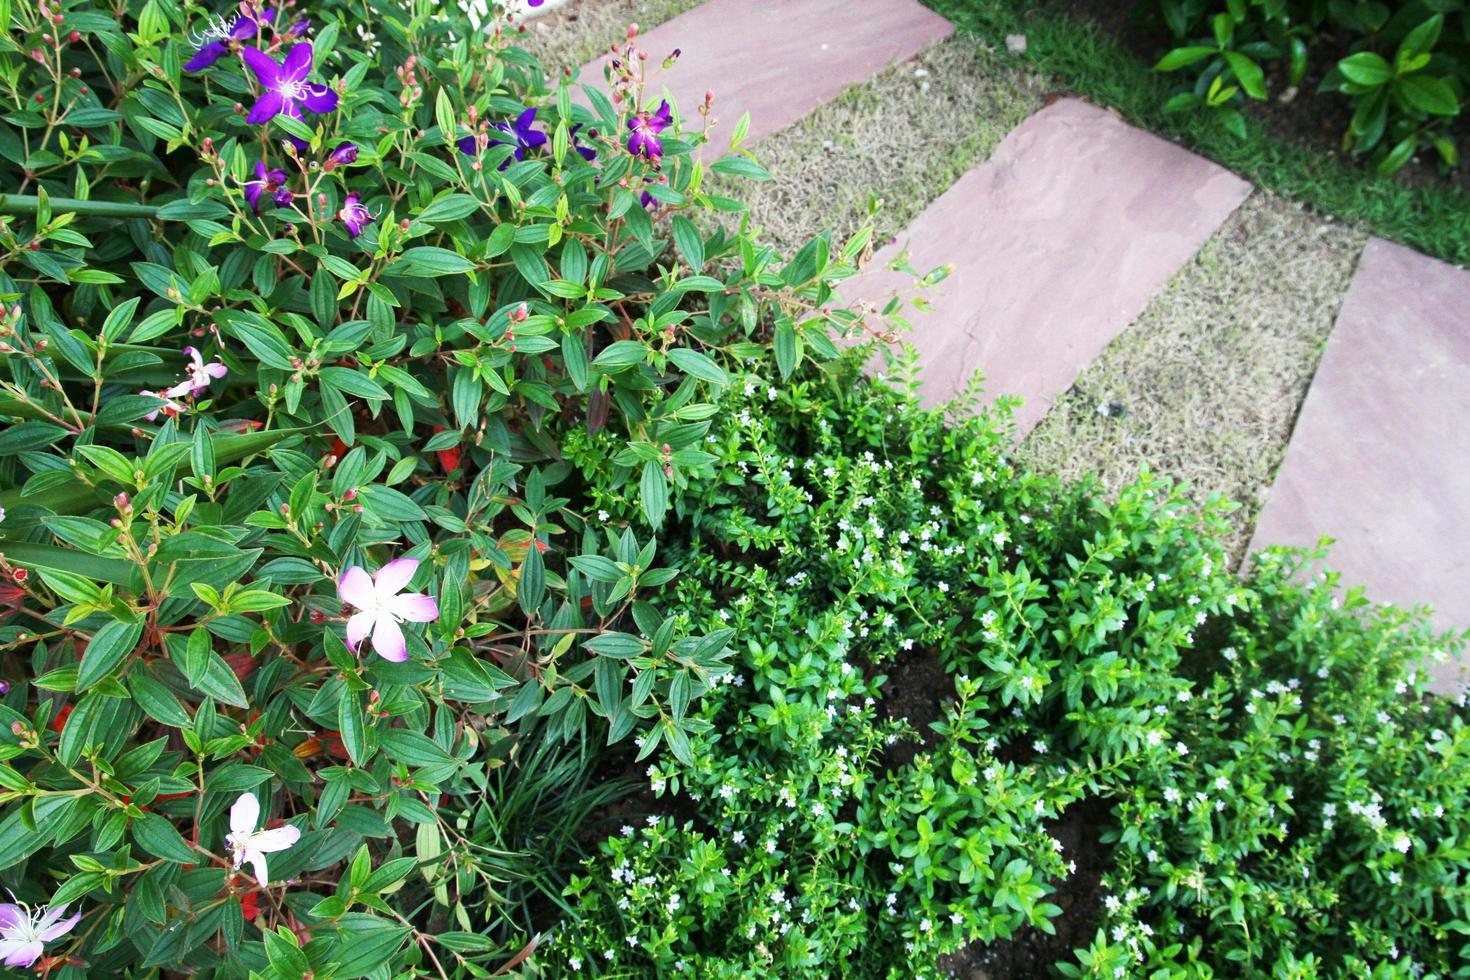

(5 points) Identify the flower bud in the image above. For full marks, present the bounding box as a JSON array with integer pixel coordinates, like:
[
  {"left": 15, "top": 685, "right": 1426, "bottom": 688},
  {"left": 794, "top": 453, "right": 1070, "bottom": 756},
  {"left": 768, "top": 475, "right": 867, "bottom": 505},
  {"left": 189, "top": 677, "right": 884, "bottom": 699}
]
[{"left": 68, "top": 30, "right": 79, "bottom": 42}]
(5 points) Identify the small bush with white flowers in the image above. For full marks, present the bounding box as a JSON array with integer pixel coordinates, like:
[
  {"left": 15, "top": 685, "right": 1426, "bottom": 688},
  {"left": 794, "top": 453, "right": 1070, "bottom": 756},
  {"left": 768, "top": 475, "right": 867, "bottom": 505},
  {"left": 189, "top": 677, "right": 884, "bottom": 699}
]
[{"left": 545, "top": 352, "right": 1469, "bottom": 978}]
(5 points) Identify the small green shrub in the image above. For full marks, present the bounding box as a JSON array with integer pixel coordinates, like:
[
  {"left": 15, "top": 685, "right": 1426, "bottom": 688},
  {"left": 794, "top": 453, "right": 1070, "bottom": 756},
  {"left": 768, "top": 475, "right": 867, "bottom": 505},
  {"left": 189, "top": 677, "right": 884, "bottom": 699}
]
[
  {"left": 547, "top": 350, "right": 1468, "bottom": 978},
  {"left": 1150, "top": 0, "right": 1466, "bottom": 173}
]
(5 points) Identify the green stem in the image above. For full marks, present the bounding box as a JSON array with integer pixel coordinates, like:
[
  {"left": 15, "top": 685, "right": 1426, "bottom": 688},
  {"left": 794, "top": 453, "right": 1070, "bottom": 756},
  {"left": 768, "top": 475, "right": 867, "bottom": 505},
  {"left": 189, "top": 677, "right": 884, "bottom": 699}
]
[{"left": 0, "top": 194, "right": 160, "bottom": 219}]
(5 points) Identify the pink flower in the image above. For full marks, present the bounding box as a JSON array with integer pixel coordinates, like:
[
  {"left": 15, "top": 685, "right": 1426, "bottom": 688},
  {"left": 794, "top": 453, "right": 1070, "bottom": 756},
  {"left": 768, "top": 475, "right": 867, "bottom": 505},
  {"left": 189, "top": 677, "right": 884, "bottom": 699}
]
[
  {"left": 337, "top": 557, "right": 439, "bottom": 662},
  {"left": 0, "top": 900, "right": 79, "bottom": 968},
  {"left": 180, "top": 346, "right": 228, "bottom": 395},
  {"left": 140, "top": 388, "right": 186, "bottom": 421}
]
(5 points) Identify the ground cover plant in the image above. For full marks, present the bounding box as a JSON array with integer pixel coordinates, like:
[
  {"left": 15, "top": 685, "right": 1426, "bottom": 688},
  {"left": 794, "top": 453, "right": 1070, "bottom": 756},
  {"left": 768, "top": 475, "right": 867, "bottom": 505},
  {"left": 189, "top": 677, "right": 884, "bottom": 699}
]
[
  {"left": 0, "top": 0, "right": 876, "bottom": 972},
  {"left": 543, "top": 349, "right": 1470, "bottom": 977}
]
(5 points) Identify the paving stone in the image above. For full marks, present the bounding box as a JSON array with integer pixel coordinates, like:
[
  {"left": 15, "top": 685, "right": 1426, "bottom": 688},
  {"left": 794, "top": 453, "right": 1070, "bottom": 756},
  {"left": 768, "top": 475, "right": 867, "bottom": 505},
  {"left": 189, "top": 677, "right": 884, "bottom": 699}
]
[
  {"left": 839, "top": 97, "right": 1250, "bottom": 435},
  {"left": 1248, "top": 237, "right": 1470, "bottom": 694},
  {"left": 576, "top": 0, "right": 953, "bottom": 145}
]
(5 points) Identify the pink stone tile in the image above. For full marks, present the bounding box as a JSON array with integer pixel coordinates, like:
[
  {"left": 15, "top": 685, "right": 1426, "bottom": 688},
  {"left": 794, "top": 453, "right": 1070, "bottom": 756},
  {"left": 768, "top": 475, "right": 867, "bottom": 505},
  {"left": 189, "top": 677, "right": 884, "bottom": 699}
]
[
  {"left": 1247, "top": 238, "right": 1470, "bottom": 693},
  {"left": 576, "top": 0, "right": 953, "bottom": 145},
  {"left": 839, "top": 97, "right": 1250, "bottom": 434}
]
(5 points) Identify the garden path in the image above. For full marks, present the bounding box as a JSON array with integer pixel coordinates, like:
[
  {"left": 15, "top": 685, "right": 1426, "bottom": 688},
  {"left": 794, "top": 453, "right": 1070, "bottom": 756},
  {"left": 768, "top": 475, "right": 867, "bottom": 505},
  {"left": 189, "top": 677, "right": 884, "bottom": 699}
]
[
  {"left": 838, "top": 97, "right": 1250, "bottom": 434},
  {"left": 575, "top": 0, "right": 953, "bottom": 147},
  {"left": 1246, "top": 239, "right": 1470, "bottom": 694}
]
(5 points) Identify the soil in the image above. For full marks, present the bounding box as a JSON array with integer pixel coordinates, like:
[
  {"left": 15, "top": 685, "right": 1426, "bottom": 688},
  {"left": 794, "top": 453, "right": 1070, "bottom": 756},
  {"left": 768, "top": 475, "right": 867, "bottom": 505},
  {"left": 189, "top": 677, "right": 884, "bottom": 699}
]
[
  {"left": 870, "top": 646, "right": 954, "bottom": 770},
  {"left": 937, "top": 796, "right": 1112, "bottom": 979},
  {"left": 1052, "top": 0, "right": 1470, "bottom": 189}
]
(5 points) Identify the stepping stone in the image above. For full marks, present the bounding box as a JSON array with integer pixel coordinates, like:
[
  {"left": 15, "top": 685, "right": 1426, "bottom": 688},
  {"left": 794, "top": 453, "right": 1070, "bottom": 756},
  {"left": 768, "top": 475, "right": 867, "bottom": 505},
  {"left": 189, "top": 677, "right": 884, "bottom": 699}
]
[
  {"left": 1247, "top": 237, "right": 1470, "bottom": 694},
  {"left": 840, "top": 97, "right": 1250, "bottom": 435},
  {"left": 576, "top": 0, "right": 953, "bottom": 145}
]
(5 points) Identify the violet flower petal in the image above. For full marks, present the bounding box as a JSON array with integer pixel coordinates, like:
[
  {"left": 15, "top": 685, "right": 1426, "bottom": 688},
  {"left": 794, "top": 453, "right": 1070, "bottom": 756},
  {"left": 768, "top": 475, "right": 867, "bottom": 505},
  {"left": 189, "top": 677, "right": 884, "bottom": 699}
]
[
  {"left": 300, "top": 82, "right": 337, "bottom": 113},
  {"left": 184, "top": 42, "right": 227, "bottom": 72}
]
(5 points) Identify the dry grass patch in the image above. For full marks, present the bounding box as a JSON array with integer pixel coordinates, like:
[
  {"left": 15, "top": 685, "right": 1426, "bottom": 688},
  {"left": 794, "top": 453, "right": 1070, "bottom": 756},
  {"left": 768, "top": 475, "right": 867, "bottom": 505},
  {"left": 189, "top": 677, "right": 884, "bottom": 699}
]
[
  {"left": 515, "top": 0, "right": 703, "bottom": 72},
  {"left": 729, "top": 37, "right": 1046, "bottom": 257},
  {"left": 1018, "top": 192, "right": 1366, "bottom": 560}
]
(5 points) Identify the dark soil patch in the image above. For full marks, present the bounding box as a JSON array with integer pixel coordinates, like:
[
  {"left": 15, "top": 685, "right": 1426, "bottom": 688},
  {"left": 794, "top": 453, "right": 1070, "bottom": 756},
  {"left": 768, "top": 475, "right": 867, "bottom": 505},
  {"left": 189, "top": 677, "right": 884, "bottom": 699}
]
[
  {"left": 1051, "top": 0, "right": 1469, "bottom": 189},
  {"left": 937, "top": 795, "right": 1113, "bottom": 978},
  {"left": 870, "top": 646, "right": 954, "bottom": 770}
]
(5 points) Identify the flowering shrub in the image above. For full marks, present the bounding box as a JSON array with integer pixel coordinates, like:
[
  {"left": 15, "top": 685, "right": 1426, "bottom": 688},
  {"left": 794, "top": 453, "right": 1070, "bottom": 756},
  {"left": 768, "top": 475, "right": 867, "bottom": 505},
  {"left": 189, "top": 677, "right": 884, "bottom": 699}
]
[
  {"left": 545, "top": 352, "right": 1468, "bottom": 977},
  {"left": 0, "top": 0, "right": 884, "bottom": 972}
]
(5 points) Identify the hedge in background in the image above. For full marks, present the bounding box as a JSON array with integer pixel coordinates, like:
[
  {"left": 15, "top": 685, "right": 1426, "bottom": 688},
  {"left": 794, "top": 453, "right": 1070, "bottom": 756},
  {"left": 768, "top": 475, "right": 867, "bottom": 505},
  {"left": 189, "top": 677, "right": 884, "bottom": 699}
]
[{"left": 1152, "top": 0, "right": 1467, "bottom": 174}]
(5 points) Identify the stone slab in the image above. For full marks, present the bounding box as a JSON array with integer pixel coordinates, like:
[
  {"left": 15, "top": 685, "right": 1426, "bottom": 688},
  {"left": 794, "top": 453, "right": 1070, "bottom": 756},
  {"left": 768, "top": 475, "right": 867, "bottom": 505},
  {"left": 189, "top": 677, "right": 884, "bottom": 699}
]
[
  {"left": 840, "top": 97, "right": 1251, "bottom": 435},
  {"left": 576, "top": 0, "right": 954, "bottom": 145},
  {"left": 1248, "top": 237, "right": 1470, "bottom": 694}
]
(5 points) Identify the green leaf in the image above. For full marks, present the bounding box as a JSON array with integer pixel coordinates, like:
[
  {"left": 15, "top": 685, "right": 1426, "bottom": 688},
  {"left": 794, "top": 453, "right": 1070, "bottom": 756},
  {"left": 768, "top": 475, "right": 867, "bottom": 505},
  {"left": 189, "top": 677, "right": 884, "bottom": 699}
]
[
  {"left": 1338, "top": 52, "right": 1394, "bottom": 87},
  {"left": 339, "top": 692, "right": 370, "bottom": 766},
  {"left": 667, "top": 347, "right": 728, "bottom": 386},
  {"left": 640, "top": 460, "right": 667, "bottom": 530},
  {"left": 774, "top": 319, "right": 799, "bottom": 380},
  {"left": 132, "top": 811, "right": 199, "bottom": 863},
  {"left": 585, "top": 632, "right": 646, "bottom": 659},
  {"left": 709, "top": 155, "right": 770, "bottom": 181},
  {"left": 1397, "top": 74, "right": 1460, "bottom": 116},
  {"left": 671, "top": 216, "right": 704, "bottom": 270},
  {"left": 78, "top": 619, "right": 144, "bottom": 690},
  {"left": 129, "top": 673, "right": 192, "bottom": 728},
  {"left": 378, "top": 730, "right": 457, "bottom": 769},
  {"left": 1155, "top": 46, "right": 1219, "bottom": 72},
  {"left": 384, "top": 246, "right": 475, "bottom": 277},
  {"left": 1222, "top": 52, "right": 1266, "bottom": 99},
  {"left": 418, "top": 193, "right": 480, "bottom": 223},
  {"left": 519, "top": 541, "right": 545, "bottom": 616}
]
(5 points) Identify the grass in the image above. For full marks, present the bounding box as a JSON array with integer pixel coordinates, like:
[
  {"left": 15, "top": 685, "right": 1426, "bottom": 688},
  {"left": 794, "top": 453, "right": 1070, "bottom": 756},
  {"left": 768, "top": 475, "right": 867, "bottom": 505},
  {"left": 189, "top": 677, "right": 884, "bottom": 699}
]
[
  {"left": 514, "top": 0, "right": 704, "bottom": 71},
  {"left": 923, "top": 0, "right": 1470, "bottom": 268},
  {"left": 725, "top": 37, "right": 1044, "bottom": 257}
]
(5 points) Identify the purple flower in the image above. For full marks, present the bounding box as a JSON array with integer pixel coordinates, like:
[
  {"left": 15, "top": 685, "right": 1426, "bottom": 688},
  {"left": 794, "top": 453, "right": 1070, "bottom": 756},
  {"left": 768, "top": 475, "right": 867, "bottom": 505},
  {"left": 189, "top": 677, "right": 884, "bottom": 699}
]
[
  {"left": 242, "top": 42, "right": 338, "bottom": 126},
  {"left": 570, "top": 124, "right": 597, "bottom": 162},
  {"left": 324, "top": 141, "right": 357, "bottom": 171},
  {"left": 185, "top": 3, "right": 275, "bottom": 72},
  {"left": 338, "top": 193, "right": 371, "bottom": 237},
  {"left": 627, "top": 99, "right": 671, "bottom": 162},
  {"left": 459, "top": 107, "right": 546, "bottom": 170},
  {"left": 286, "top": 18, "right": 310, "bottom": 38},
  {"left": 272, "top": 186, "right": 293, "bottom": 207},
  {"left": 243, "top": 161, "right": 287, "bottom": 211}
]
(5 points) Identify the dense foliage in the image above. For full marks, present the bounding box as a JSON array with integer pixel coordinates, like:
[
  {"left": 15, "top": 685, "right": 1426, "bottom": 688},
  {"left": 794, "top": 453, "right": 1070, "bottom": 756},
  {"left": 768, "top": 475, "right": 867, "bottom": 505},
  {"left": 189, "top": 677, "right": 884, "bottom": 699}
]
[
  {"left": 546, "top": 353, "right": 1470, "bottom": 978},
  {"left": 0, "top": 0, "right": 873, "bottom": 973},
  {"left": 1149, "top": 0, "right": 1467, "bottom": 173},
  {"left": 2, "top": 0, "right": 1467, "bottom": 975}
]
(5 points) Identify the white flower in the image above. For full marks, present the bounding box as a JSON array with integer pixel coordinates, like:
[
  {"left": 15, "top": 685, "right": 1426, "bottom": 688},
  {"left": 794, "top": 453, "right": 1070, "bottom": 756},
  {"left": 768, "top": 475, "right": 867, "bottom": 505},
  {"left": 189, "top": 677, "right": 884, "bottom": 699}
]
[
  {"left": 226, "top": 792, "right": 300, "bottom": 888},
  {"left": 0, "top": 900, "right": 80, "bottom": 969}
]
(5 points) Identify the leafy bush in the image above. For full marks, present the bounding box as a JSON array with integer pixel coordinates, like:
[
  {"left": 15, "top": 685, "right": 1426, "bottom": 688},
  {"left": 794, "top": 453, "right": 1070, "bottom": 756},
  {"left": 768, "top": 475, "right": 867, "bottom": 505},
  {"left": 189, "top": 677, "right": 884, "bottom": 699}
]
[
  {"left": 544, "top": 351, "right": 1468, "bottom": 978},
  {"left": 1150, "top": 0, "right": 1466, "bottom": 173},
  {"left": 0, "top": 0, "right": 877, "bottom": 973}
]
